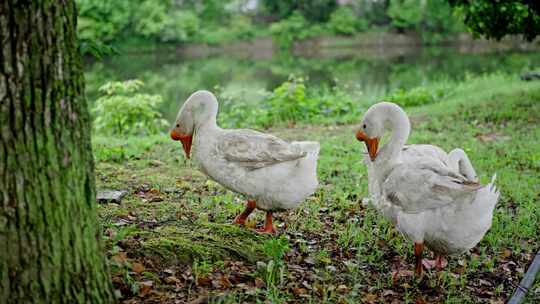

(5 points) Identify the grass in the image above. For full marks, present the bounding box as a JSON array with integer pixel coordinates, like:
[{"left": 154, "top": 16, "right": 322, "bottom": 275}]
[{"left": 94, "top": 73, "right": 540, "bottom": 303}]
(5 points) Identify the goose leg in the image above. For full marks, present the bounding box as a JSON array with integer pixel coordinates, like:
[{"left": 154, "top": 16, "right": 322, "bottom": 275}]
[
  {"left": 414, "top": 242, "right": 424, "bottom": 276},
  {"left": 233, "top": 200, "right": 256, "bottom": 226},
  {"left": 256, "top": 211, "right": 277, "bottom": 235}
]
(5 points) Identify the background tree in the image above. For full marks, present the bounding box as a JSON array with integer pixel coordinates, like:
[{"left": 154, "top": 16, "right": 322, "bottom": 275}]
[
  {"left": 0, "top": 1, "right": 114, "bottom": 302},
  {"left": 448, "top": 0, "right": 540, "bottom": 41},
  {"left": 262, "top": 0, "right": 337, "bottom": 22},
  {"left": 387, "top": 0, "right": 464, "bottom": 43}
]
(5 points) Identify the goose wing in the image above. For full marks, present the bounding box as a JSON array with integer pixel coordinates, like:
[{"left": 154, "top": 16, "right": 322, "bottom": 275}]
[
  {"left": 382, "top": 158, "right": 481, "bottom": 213},
  {"left": 219, "top": 129, "right": 307, "bottom": 170}
]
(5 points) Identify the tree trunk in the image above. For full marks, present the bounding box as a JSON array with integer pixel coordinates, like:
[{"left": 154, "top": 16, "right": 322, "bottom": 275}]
[{"left": 0, "top": 1, "right": 114, "bottom": 303}]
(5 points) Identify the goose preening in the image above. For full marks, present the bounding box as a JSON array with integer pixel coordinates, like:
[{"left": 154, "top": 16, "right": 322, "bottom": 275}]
[
  {"left": 355, "top": 102, "right": 499, "bottom": 275},
  {"left": 170, "top": 90, "right": 320, "bottom": 234}
]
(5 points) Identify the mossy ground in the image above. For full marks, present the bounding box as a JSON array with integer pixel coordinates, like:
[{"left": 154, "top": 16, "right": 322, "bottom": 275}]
[{"left": 95, "top": 74, "right": 540, "bottom": 303}]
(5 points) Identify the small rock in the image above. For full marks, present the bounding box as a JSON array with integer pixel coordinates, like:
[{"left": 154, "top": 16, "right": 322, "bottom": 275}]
[{"left": 96, "top": 190, "right": 127, "bottom": 204}]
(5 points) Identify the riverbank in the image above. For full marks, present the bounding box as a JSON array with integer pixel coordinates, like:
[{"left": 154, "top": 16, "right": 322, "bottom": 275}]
[
  {"left": 94, "top": 73, "right": 540, "bottom": 303},
  {"left": 103, "top": 31, "right": 539, "bottom": 60}
]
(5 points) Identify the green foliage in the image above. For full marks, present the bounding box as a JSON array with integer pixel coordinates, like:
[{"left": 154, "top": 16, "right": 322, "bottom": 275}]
[
  {"left": 161, "top": 11, "right": 200, "bottom": 42},
  {"left": 77, "top": 0, "right": 131, "bottom": 43},
  {"left": 262, "top": 0, "right": 337, "bottom": 22},
  {"left": 265, "top": 75, "right": 309, "bottom": 125},
  {"left": 228, "top": 16, "right": 257, "bottom": 40},
  {"left": 76, "top": 0, "right": 259, "bottom": 46},
  {"left": 261, "top": 237, "right": 290, "bottom": 299},
  {"left": 388, "top": 0, "right": 423, "bottom": 30},
  {"left": 421, "top": 0, "right": 465, "bottom": 43},
  {"left": 75, "top": 0, "right": 478, "bottom": 49},
  {"left": 270, "top": 13, "right": 322, "bottom": 49},
  {"left": 384, "top": 84, "right": 453, "bottom": 107},
  {"left": 328, "top": 6, "right": 366, "bottom": 35},
  {"left": 262, "top": 237, "right": 290, "bottom": 262},
  {"left": 263, "top": 75, "right": 361, "bottom": 126},
  {"left": 192, "top": 260, "right": 212, "bottom": 282},
  {"left": 215, "top": 75, "right": 361, "bottom": 128},
  {"left": 79, "top": 40, "right": 116, "bottom": 59},
  {"left": 131, "top": 1, "right": 169, "bottom": 39},
  {"left": 448, "top": 0, "right": 540, "bottom": 41},
  {"left": 388, "top": 0, "right": 464, "bottom": 43},
  {"left": 92, "top": 80, "right": 168, "bottom": 136}
]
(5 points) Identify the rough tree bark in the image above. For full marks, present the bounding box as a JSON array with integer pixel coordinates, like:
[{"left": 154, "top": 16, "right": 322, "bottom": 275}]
[{"left": 0, "top": 1, "right": 114, "bottom": 303}]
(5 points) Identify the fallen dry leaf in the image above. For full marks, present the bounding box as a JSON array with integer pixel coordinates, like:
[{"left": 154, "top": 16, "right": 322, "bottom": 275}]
[
  {"left": 139, "top": 281, "right": 153, "bottom": 297},
  {"left": 255, "top": 278, "right": 265, "bottom": 288},
  {"left": 362, "top": 292, "right": 378, "bottom": 304},
  {"left": 196, "top": 276, "right": 212, "bottom": 287},
  {"left": 164, "top": 276, "right": 180, "bottom": 285},
  {"left": 111, "top": 252, "right": 128, "bottom": 263},
  {"left": 132, "top": 262, "right": 145, "bottom": 273},
  {"left": 218, "top": 275, "right": 232, "bottom": 288},
  {"left": 187, "top": 295, "right": 209, "bottom": 304},
  {"left": 415, "top": 298, "right": 427, "bottom": 304},
  {"left": 292, "top": 287, "right": 308, "bottom": 296},
  {"left": 337, "top": 284, "right": 349, "bottom": 293}
]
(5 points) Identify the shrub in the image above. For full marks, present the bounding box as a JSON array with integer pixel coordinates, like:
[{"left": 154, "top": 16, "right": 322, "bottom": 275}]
[
  {"left": 261, "top": 237, "right": 290, "bottom": 291},
  {"left": 161, "top": 10, "right": 200, "bottom": 42},
  {"left": 270, "top": 12, "right": 321, "bottom": 49},
  {"left": 229, "top": 16, "right": 257, "bottom": 40},
  {"left": 92, "top": 79, "right": 168, "bottom": 135},
  {"left": 262, "top": 0, "right": 337, "bottom": 22},
  {"left": 309, "top": 86, "right": 361, "bottom": 123},
  {"left": 216, "top": 86, "right": 270, "bottom": 128},
  {"left": 384, "top": 85, "right": 451, "bottom": 107},
  {"left": 327, "top": 6, "right": 359, "bottom": 35},
  {"left": 214, "top": 75, "right": 363, "bottom": 128},
  {"left": 265, "top": 75, "right": 309, "bottom": 125}
]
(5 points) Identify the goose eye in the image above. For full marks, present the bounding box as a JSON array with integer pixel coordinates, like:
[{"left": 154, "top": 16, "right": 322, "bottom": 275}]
[
  {"left": 363, "top": 124, "right": 367, "bottom": 129},
  {"left": 176, "top": 124, "right": 180, "bottom": 128}
]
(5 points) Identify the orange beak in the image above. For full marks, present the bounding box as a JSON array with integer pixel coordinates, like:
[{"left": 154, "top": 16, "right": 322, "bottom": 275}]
[
  {"left": 170, "top": 129, "right": 193, "bottom": 159},
  {"left": 355, "top": 130, "right": 379, "bottom": 161}
]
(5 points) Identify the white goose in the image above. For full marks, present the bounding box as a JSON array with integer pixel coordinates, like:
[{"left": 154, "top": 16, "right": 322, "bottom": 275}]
[
  {"left": 355, "top": 102, "right": 499, "bottom": 274},
  {"left": 170, "top": 90, "right": 320, "bottom": 234}
]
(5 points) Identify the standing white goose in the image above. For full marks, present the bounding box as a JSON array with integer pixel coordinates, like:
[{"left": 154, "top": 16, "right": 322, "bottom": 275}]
[
  {"left": 355, "top": 102, "right": 499, "bottom": 275},
  {"left": 170, "top": 90, "right": 320, "bottom": 234}
]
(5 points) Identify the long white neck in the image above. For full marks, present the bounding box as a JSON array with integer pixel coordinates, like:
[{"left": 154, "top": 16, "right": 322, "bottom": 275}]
[
  {"left": 448, "top": 148, "right": 477, "bottom": 181},
  {"left": 195, "top": 108, "right": 218, "bottom": 133},
  {"left": 376, "top": 103, "right": 411, "bottom": 161},
  {"left": 189, "top": 92, "right": 220, "bottom": 134}
]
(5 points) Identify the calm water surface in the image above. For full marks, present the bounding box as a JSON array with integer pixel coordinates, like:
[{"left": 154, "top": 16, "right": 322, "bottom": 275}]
[{"left": 84, "top": 46, "right": 540, "bottom": 123}]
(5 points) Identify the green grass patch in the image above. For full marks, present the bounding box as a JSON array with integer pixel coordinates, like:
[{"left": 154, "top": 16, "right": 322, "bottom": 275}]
[{"left": 95, "top": 73, "right": 540, "bottom": 303}]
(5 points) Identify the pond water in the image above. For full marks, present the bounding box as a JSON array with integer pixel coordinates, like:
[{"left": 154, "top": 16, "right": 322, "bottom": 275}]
[{"left": 84, "top": 46, "right": 540, "bottom": 123}]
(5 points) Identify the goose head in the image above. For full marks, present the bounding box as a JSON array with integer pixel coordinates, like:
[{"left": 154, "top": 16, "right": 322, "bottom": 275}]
[
  {"left": 170, "top": 90, "right": 218, "bottom": 158},
  {"left": 355, "top": 102, "right": 410, "bottom": 162}
]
